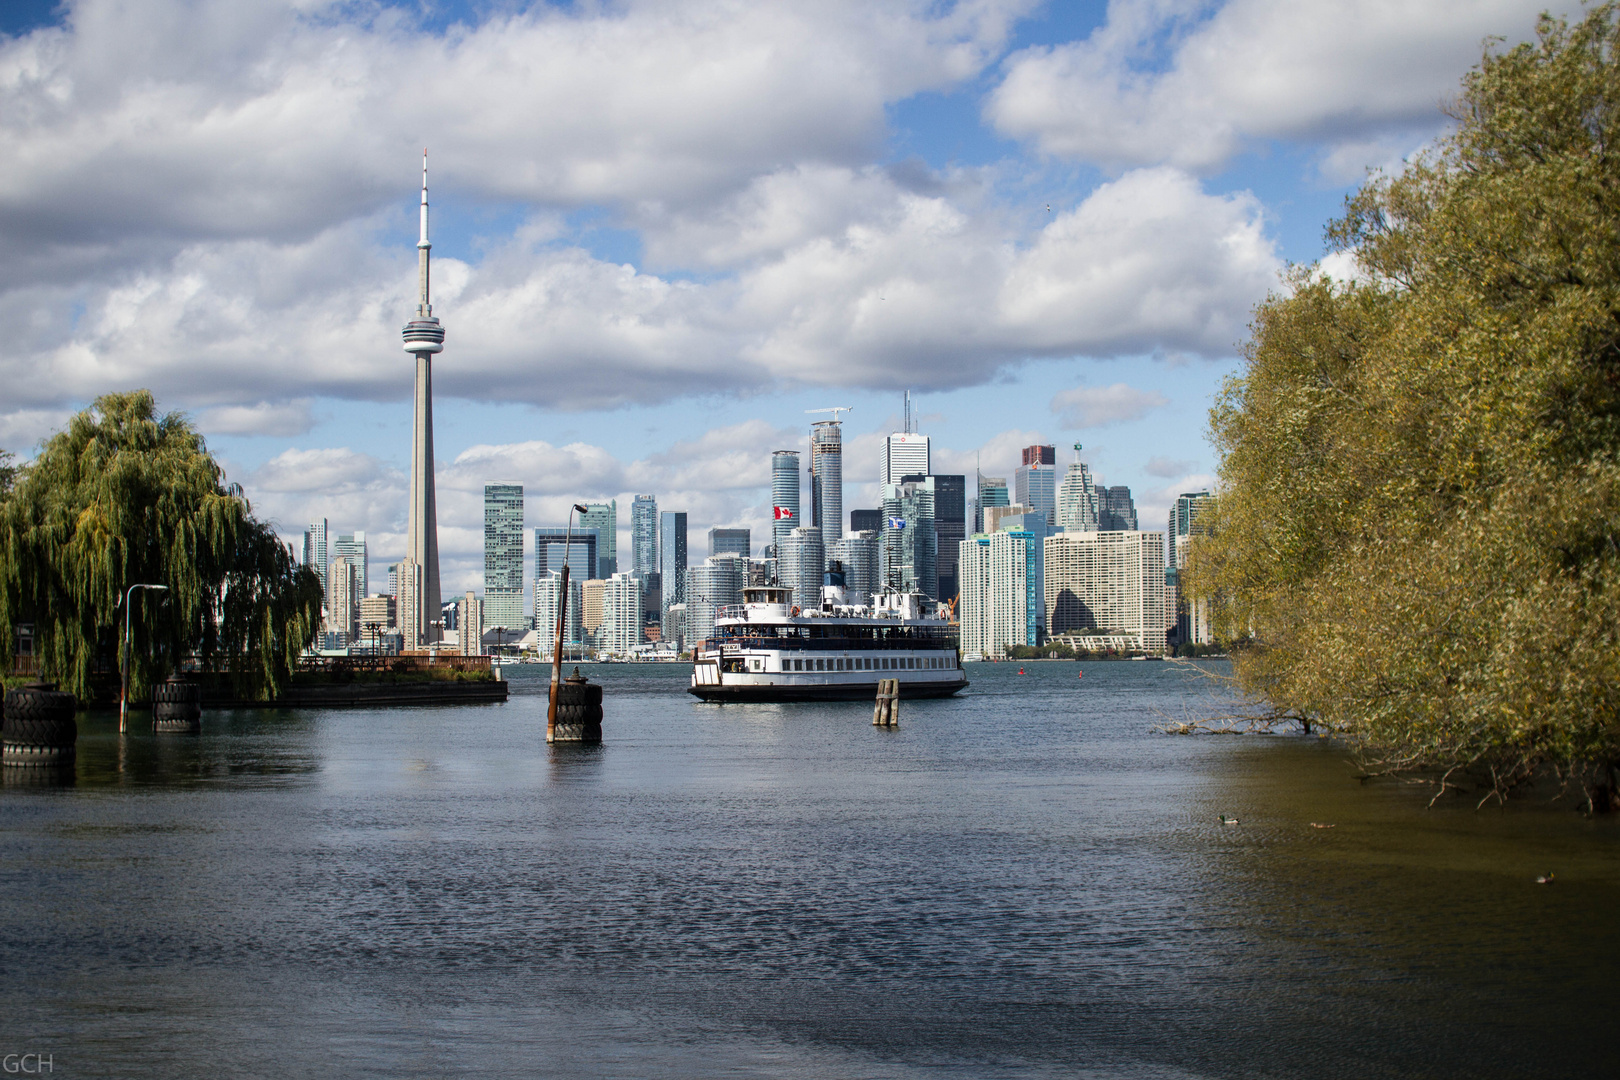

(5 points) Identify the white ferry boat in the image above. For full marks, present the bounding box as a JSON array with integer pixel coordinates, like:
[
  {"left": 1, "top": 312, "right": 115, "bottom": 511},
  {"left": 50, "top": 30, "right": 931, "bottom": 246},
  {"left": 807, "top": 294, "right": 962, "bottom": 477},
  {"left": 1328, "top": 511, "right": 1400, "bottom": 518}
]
[{"left": 689, "top": 586, "right": 969, "bottom": 702}]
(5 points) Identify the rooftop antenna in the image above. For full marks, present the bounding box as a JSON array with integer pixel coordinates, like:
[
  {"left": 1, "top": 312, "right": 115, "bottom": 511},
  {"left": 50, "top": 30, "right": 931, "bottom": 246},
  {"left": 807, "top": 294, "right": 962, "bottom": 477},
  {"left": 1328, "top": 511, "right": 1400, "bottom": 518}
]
[{"left": 904, "top": 390, "right": 913, "bottom": 434}]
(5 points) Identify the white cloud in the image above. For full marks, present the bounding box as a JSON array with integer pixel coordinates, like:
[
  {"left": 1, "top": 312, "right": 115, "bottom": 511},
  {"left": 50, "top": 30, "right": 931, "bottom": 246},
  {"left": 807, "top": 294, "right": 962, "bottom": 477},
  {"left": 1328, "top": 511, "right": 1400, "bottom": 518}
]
[
  {"left": 1051, "top": 382, "right": 1169, "bottom": 429},
  {"left": 196, "top": 399, "right": 315, "bottom": 437},
  {"left": 1144, "top": 454, "right": 1196, "bottom": 478},
  {"left": 0, "top": 408, "right": 74, "bottom": 453},
  {"left": 985, "top": 0, "right": 1551, "bottom": 175}
]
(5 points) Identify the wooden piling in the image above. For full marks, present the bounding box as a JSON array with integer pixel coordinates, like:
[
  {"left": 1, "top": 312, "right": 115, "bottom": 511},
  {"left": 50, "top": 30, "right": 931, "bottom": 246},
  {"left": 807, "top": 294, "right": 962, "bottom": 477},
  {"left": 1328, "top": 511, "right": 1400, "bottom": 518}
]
[{"left": 873, "top": 679, "right": 899, "bottom": 726}]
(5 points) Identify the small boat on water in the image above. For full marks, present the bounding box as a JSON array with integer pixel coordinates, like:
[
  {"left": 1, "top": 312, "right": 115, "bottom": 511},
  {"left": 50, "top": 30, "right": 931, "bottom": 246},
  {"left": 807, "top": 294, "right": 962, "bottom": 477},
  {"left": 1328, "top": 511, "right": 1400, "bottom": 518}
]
[{"left": 689, "top": 586, "right": 969, "bottom": 703}]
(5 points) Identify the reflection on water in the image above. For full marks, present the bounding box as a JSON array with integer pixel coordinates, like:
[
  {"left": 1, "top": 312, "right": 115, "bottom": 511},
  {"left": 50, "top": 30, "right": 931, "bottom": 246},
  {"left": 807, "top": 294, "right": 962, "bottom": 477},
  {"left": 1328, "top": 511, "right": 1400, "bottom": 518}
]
[{"left": 1, "top": 661, "right": 1614, "bottom": 1079}]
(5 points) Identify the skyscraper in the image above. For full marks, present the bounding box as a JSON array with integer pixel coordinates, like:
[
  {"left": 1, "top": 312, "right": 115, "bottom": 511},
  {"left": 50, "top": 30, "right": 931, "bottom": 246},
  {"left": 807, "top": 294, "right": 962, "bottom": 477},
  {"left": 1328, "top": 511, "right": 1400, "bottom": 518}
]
[
  {"left": 460, "top": 591, "right": 484, "bottom": 657},
  {"left": 631, "top": 495, "right": 658, "bottom": 574},
  {"left": 994, "top": 508, "right": 1050, "bottom": 635},
  {"left": 959, "top": 530, "right": 1038, "bottom": 660},
  {"left": 686, "top": 553, "right": 746, "bottom": 650},
  {"left": 828, "top": 532, "right": 879, "bottom": 608},
  {"left": 483, "top": 484, "right": 524, "bottom": 631},
  {"left": 850, "top": 509, "right": 881, "bottom": 534},
  {"left": 1057, "top": 444, "right": 1099, "bottom": 530},
  {"left": 931, "top": 474, "right": 966, "bottom": 602},
  {"left": 881, "top": 477, "right": 937, "bottom": 598},
  {"left": 302, "top": 519, "right": 328, "bottom": 595},
  {"left": 331, "top": 531, "right": 367, "bottom": 598},
  {"left": 883, "top": 432, "right": 930, "bottom": 487},
  {"left": 1097, "top": 486, "right": 1139, "bottom": 531},
  {"left": 770, "top": 450, "right": 800, "bottom": 557},
  {"left": 534, "top": 528, "right": 597, "bottom": 582},
  {"left": 533, "top": 571, "right": 583, "bottom": 657},
  {"left": 579, "top": 502, "right": 617, "bottom": 578},
  {"left": 709, "top": 527, "right": 750, "bottom": 558},
  {"left": 1167, "top": 491, "right": 1213, "bottom": 570},
  {"left": 1044, "top": 530, "right": 1167, "bottom": 651},
  {"left": 976, "top": 475, "right": 1008, "bottom": 532},
  {"left": 1014, "top": 444, "right": 1057, "bottom": 527},
  {"left": 328, "top": 555, "right": 360, "bottom": 641},
  {"left": 658, "top": 511, "right": 687, "bottom": 629},
  {"left": 809, "top": 420, "right": 843, "bottom": 543},
  {"left": 779, "top": 526, "right": 825, "bottom": 612},
  {"left": 599, "top": 573, "right": 644, "bottom": 656},
  {"left": 1168, "top": 490, "right": 1215, "bottom": 647},
  {"left": 401, "top": 152, "right": 446, "bottom": 648}
]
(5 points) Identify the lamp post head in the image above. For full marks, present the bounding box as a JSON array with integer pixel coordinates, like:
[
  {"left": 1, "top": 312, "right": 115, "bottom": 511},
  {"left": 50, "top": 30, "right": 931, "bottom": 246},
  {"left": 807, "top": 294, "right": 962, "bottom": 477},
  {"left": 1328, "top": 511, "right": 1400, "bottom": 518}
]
[{"left": 573, "top": 503, "right": 588, "bottom": 514}]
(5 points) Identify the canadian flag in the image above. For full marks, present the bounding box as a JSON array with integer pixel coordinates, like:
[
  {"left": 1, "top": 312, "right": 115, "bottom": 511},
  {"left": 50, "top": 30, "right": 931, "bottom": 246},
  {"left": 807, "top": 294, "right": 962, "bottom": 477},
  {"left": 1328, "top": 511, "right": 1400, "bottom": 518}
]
[{"left": 774, "top": 506, "right": 794, "bottom": 520}]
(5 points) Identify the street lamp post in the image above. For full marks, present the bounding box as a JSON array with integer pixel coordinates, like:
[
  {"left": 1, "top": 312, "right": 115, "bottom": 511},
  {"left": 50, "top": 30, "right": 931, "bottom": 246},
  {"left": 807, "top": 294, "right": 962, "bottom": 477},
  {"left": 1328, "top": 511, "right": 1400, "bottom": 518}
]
[
  {"left": 549, "top": 503, "right": 589, "bottom": 743},
  {"left": 121, "top": 583, "right": 169, "bottom": 733}
]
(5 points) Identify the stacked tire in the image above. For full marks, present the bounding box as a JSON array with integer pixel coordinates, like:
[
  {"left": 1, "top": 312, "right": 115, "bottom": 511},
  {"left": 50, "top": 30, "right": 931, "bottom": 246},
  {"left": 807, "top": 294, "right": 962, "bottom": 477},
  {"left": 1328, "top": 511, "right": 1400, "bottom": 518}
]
[
  {"left": 2, "top": 683, "right": 78, "bottom": 767},
  {"left": 550, "top": 673, "right": 603, "bottom": 744},
  {"left": 152, "top": 676, "right": 202, "bottom": 732}
]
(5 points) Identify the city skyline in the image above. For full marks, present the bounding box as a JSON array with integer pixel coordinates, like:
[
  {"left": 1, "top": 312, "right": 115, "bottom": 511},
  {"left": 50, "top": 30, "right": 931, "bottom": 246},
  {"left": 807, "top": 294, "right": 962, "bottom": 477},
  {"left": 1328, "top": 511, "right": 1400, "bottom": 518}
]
[{"left": 0, "top": 1, "right": 1566, "bottom": 599}]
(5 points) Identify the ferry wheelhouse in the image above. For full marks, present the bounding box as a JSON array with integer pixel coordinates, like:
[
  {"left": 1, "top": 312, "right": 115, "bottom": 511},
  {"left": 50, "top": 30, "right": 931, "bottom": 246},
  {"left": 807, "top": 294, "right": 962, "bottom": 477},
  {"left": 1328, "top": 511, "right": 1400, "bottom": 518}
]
[{"left": 689, "top": 586, "right": 969, "bottom": 702}]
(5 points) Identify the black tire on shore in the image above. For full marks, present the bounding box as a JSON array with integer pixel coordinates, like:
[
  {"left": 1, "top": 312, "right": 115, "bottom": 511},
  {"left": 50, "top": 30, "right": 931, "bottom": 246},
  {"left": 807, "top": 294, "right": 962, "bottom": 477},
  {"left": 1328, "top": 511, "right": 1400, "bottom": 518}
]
[{"left": 3, "top": 683, "right": 78, "bottom": 766}]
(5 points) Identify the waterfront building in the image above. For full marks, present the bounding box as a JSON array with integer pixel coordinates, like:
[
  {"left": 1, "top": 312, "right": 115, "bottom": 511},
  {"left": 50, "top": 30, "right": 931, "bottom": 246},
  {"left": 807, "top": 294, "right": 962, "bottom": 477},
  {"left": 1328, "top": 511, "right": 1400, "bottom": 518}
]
[
  {"left": 401, "top": 152, "right": 447, "bottom": 648},
  {"left": 599, "top": 573, "right": 644, "bottom": 655},
  {"left": 996, "top": 509, "right": 1051, "bottom": 635},
  {"left": 579, "top": 502, "right": 618, "bottom": 578},
  {"left": 828, "top": 532, "right": 879, "bottom": 608},
  {"left": 328, "top": 556, "right": 360, "bottom": 641},
  {"left": 631, "top": 495, "right": 658, "bottom": 575},
  {"left": 534, "top": 528, "right": 597, "bottom": 584},
  {"left": 932, "top": 474, "right": 966, "bottom": 602},
  {"left": 959, "top": 530, "right": 1039, "bottom": 660},
  {"left": 1044, "top": 530, "right": 1167, "bottom": 653},
  {"left": 709, "top": 527, "right": 750, "bottom": 558},
  {"left": 482, "top": 483, "right": 524, "bottom": 631},
  {"left": 1168, "top": 491, "right": 1215, "bottom": 645},
  {"left": 686, "top": 554, "right": 747, "bottom": 649},
  {"left": 771, "top": 450, "right": 801, "bottom": 559},
  {"left": 581, "top": 578, "right": 606, "bottom": 645},
  {"left": 976, "top": 475, "right": 1009, "bottom": 532},
  {"left": 533, "top": 571, "right": 583, "bottom": 657},
  {"left": 302, "top": 519, "right": 329, "bottom": 595},
  {"left": 460, "top": 591, "right": 484, "bottom": 657},
  {"left": 883, "top": 432, "right": 930, "bottom": 487},
  {"left": 778, "top": 526, "right": 825, "bottom": 612},
  {"left": 1097, "top": 486, "right": 1138, "bottom": 531},
  {"left": 881, "top": 477, "right": 937, "bottom": 598},
  {"left": 809, "top": 420, "right": 844, "bottom": 542},
  {"left": 849, "top": 508, "right": 881, "bottom": 534},
  {"left": 1014, "top": 445, "right": 1057, "bottom": 527},
  {"left": 1057, "top": 445, "right": 1099, "bottom": 531},
  {"left": 659, "top": 511, "right": 688, "bottom": 635}
]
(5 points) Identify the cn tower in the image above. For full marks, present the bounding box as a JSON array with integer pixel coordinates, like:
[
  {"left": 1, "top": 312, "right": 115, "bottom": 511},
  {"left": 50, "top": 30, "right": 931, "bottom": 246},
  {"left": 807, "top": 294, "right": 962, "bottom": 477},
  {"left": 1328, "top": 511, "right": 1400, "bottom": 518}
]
[{"left": 401, "top": 151, "right": 445, "bottom": 646}]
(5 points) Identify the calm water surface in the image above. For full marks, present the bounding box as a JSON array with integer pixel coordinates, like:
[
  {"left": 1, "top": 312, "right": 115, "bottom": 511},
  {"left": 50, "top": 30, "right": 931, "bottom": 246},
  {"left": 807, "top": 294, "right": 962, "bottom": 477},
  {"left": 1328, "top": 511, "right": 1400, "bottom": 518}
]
[{"left": 2, "top": 661, "right": 1615, "bottom": 1078}]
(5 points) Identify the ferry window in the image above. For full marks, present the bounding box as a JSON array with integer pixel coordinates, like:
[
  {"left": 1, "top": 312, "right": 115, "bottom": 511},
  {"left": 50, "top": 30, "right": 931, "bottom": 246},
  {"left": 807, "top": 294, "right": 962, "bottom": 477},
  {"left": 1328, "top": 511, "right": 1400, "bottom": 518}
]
[{"left": 816, "top": 659, "right": 825, "bottom": 671}]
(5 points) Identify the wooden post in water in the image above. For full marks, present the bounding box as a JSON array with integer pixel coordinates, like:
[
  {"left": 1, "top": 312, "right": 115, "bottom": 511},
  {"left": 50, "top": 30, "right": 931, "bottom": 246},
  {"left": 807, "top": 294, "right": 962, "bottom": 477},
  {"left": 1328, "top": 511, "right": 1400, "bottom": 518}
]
[{"left": 873, "top": 679, "right": 899, "bottom": 726}]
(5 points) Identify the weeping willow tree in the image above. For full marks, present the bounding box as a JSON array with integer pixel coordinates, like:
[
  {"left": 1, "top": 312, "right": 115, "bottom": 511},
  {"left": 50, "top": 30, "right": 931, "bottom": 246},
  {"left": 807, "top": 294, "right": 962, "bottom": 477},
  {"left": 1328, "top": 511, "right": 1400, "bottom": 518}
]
[
  {"left": 1189, "top": 7, "right": 1620, "bottom": 803},
  {"left": 0, "top": 391, "right": 323, "bottom": 700}
]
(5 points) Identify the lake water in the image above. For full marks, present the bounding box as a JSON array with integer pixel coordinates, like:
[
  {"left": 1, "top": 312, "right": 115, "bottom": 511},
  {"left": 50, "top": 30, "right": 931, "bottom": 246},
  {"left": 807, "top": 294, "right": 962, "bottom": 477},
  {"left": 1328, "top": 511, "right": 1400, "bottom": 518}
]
[{"left": 2, "top": 660, "right": 1615, "bottom": 1078}]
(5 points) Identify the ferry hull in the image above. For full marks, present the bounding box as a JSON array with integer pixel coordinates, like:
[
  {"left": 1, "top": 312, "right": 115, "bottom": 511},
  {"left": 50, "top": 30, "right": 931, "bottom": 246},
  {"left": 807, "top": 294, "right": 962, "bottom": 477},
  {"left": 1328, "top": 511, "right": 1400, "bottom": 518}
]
[{"left": 688, "top": 677, "right": 968, "bottom": 703}]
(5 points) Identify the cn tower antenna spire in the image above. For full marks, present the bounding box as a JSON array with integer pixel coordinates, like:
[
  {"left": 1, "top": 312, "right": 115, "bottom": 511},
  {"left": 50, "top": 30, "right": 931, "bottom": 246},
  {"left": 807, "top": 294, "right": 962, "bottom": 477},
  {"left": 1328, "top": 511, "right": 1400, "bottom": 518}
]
[{"left": 418, "top": 149, "right": 431, "bottom": 316}]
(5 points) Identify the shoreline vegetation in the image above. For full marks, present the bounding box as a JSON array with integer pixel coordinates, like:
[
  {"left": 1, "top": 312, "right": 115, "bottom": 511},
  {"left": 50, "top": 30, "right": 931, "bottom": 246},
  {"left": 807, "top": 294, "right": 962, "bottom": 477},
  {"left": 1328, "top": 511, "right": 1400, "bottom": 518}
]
[{"left": 1186, "top": 7, "right": 1620, "bottom": 811}]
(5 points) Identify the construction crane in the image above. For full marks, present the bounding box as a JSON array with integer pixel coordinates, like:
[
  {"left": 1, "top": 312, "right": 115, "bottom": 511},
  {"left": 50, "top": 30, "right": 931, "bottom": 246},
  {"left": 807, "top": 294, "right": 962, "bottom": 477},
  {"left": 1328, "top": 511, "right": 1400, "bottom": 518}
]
[{"left": 806, "top": 406, "right": 855, "bottom": 423}]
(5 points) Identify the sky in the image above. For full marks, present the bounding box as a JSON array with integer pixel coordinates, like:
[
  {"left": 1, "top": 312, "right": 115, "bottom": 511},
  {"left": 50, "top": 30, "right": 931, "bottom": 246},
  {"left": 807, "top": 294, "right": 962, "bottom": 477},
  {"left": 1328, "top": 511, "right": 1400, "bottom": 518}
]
[{"left": 0, "top": 0, "right": 1570, "bottom": 599}]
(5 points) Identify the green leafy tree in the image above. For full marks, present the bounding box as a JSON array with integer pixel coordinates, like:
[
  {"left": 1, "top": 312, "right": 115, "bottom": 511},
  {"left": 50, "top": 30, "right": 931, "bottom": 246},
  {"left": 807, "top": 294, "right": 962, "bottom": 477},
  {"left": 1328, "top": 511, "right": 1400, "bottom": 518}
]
[
  {"left": 0, "top": 391, "right": 323, "bottom": 699},
  {"left": 1190, "top": 7, "right": 1620, "bottom": 802}
]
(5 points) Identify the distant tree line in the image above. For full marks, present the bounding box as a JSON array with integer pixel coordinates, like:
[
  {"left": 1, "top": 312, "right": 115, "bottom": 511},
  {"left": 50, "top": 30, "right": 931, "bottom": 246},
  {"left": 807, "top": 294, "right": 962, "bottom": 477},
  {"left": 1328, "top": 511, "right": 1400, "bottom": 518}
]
[{"left": 1187, "top": 7, "right": 1620, "bottom": 807}]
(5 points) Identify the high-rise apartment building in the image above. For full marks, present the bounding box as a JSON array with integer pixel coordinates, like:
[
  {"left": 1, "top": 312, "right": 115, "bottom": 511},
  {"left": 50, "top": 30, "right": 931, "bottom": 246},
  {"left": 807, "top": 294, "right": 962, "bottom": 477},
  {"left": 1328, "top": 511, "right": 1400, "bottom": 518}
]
[
  {"left": 686, "top": 554, "right": 746, "bottom": 649},
  {"left": 331, "top": 531, "right": 368, "bottom": 598},
  {"left": 328, "top": 555, "right": 360, "bottom": 641},
  {"left": 1167, "top": 491, "right": 1214, "bottom": 571},
  {"left": 579, "top": 502, "right": 617, "bottom": 578},
  {"left": 779, "top": 526, "right": 825, "bottom": 612},
  {"left": 303, "top": 519, "right": 329, "bottom": 595},
  {"left": 659, "top": 511, "right": 687, "bottom": 632},
  {"left": 358, "top": 594, "right": 396, "bottom": 637},
  {"left": 709, "top": 527, "right": 750, "bottom": 558},
  {"left": 849, "top": 508, "right": 881, "bottom": 534},
  {"left": 931, "top": 474, "right": 966, "bottom": 602},
  {"left": 959, "top": 530, "right": 1039, "bottom": 660},
  {"left": 770, "top": 450, "right": 800, "bottom": 558},
  {"left": 1044, "top": 530, "right": 1167, "bottom": 652},
  {"left": 1097, "top": 486, "right": 1139, "bottom": 531},
  {"left": 883, "top": 432, "right": 930, "bottom": 487},
  {"left": 1014, "top": 445, "right": 1057, "bottom": 527},
  {"left": 482, "top": 483, "right": 524, "bottom": 631},
  {"left": 1168, "top": 490, "right": 1215, "bottom": 646},
  {"left": 599, "top": 573, "right": 644, "bottom": 655},
  {"left": 385, "top": 563, "right": 399, "bottom": 597},
  {"left": 581, "top": 578, "right": 606, "bottom": 644},
  {"left": 976, "top": 476, "right": 1009, "bottom": 532},
  {"left": 995, "top": 509, "right": 1050, "bottom": 634},
  {"left": 809, "top": 420, "right": 844, "bottom": 543},
  {"left": 631, "top": 495, "right": 658, "bottom": 574},
  {"left": 534, "top": 528, "right": 596, "bottom": 595},
  {"left": 460, "top": 591, "right": 484, "bottom": 657},
  {"left": 986, "top": 503, "right": 1033, "bottom": 535},
  {"left": 1057, "top": 445, "right": 1099, "bottom": 530},
  {"left": 881, "top": 477, "right": 937, "bottom": 598},
  {"left": 533, "top": 571, "right": 583, "bottom": 657},
  {"left": 396, "top": 560, "right": 422, "bottom": 651},
  {"left": 829, "top": 532, "right": 879, "bottom": 608}
]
